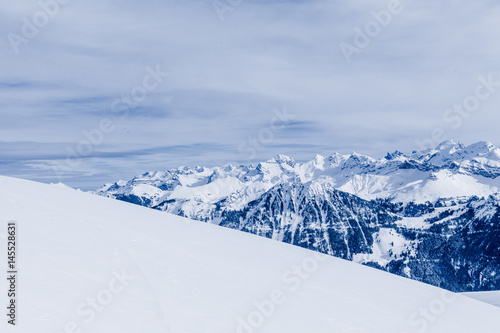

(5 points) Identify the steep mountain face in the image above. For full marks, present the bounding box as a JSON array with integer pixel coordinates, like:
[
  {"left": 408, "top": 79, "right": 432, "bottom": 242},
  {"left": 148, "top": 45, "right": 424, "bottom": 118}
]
[
  {"left": 218, "top": 181, "right": 400, "bottom": 258},
  {"left": 95, "top": 140, "right": 500, "bottom": 291},
  {"left": 379, "top": 196, "right": 500, "bottom": 291}
]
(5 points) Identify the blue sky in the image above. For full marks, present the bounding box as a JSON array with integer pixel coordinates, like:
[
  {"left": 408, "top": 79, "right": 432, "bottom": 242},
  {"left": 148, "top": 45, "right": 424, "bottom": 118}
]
[{"left": 1, "top": 0, "right": 500, "bottom": 189}]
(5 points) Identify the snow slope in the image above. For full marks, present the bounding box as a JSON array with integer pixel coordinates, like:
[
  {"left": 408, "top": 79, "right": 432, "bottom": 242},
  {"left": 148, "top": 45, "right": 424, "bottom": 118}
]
[
  {"left": 462, "top": 291, "right": 500, "bottom": 307},
  {"left": 1, "top": 175, "right": 500, "bottom": 332}
]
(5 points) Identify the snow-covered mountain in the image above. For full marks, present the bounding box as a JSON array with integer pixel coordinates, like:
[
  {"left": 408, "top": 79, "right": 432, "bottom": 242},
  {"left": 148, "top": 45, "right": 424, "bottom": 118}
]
[
  {"left": 96, "top": 140, "right": 500, "bottom": 291},
  {"left": 2, "top": 175, "right": 500, "bottom": 332}
]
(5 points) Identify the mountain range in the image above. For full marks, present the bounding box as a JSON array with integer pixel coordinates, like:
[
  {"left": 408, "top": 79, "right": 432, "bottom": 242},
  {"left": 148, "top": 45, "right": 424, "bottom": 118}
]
[{"left": 96, "top": 140, "right": 500, "bottom": 292}]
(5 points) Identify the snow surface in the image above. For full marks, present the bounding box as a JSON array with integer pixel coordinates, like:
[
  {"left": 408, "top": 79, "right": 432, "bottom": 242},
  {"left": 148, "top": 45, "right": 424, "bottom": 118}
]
[
  {"left": 462, "top": 291, "right": 500, "bottom": 308},
  {"left": 352, "top": 228, "right": 417, "bottom": 267},
  {"left": 1, "top": 175, "right": 500, "bottom": 332}
]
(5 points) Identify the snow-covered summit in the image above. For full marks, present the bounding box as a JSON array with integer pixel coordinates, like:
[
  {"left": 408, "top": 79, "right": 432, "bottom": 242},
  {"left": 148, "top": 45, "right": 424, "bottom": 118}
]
[{"left": 411, "top": 140, "right": 500, "bottom": 167}]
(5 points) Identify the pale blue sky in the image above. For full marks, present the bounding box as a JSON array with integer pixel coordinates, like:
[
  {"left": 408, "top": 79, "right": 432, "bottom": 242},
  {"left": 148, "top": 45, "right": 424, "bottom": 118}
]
[{"left": 1, "top": 0, "right": 500, "bottom": 189}]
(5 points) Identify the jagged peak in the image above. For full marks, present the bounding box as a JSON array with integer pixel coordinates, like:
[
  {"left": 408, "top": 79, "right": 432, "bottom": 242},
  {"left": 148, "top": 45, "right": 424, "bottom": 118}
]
[
  {"left": 313, "top": 153, "right": 325, "bottom": 160},
  {"left": 347, "top": 151, "right": 375, "bottom": 162},
  {"left": 273, "top": 154, "right": 296, "bottom": 167},
  {"left": 385, "top": 150, "right": 405, "bottom": 161},
  {"left": 117, "top": 180, "right": 127, "bottom": 186},
  {"left": 465, "top": 141, "right": 496, "bottom": 152},
  {"left": 435, "top": 139, "right": 464, "bottom": 152},
  {"left": 326, "top": 152, "right": 347, "bottom": 166},
  {"left": 302, "top": 154, "right": 327, "bottom": 172}
]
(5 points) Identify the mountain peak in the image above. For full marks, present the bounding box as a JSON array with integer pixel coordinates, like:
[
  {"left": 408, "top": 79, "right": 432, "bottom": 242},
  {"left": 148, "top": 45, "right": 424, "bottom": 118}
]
[
  {"left": 273, "top": 154, "right": 296, "bottom": 167},
  {"left": 435, "top": 139, "right": 464, "bottom": 152},
  {"left": 313, "top": 154, "right": 325, "bottom": 163},
  {"left": 385, "top": 150, "right": 405, "bottom": 161},
  {"left": 466, "top": 141, "right": 496, "bottom": 152},
  {"left": 348, "top": 151, "right": 374, "bottom": 162}
]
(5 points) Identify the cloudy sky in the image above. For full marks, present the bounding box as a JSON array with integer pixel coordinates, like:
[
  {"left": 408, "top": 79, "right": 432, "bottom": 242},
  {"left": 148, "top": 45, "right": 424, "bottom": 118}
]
[{"left": 1, "top": 0, "right": 500, "bottom": 189}]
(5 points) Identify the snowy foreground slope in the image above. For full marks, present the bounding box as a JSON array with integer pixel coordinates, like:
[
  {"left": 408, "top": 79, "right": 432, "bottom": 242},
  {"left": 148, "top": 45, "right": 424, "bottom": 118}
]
[
  {"left": 1, "top": 176, "right": 500, "bottom": 332},
  {"left": 462, "top": 291, "right": 500, "bottom": 307}
]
